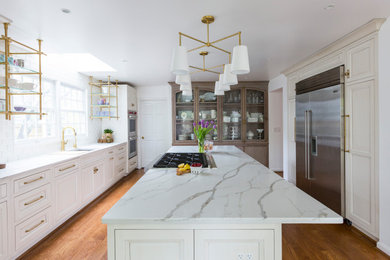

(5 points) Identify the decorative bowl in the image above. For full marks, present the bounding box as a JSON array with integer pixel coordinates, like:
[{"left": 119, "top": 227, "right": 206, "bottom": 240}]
[{"left": 14, "top": 106, "right": 26, "bottom": 112}]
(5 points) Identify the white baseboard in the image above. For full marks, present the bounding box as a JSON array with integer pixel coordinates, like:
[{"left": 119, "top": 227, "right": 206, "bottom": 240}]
[{"left": 377, "top": 241, "right": 390, "bottom": 256}]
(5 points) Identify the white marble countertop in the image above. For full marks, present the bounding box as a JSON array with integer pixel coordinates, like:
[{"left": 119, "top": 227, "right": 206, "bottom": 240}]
[
  {"left": 102, "top": 145, "right": 342, "bottom": 225},
  {"left": 0, "top": 142, "right": 126, "bottom": 179}
]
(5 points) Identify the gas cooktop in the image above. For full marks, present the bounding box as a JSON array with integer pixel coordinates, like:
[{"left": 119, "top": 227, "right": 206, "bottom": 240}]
[{"left": 153, "top": 153, "right": 209, "bottom": 168}]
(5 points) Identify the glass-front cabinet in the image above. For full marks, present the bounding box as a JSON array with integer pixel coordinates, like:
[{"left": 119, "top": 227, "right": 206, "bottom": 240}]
[
  {"left": 245, "top": 89, "right": 265, "bottom": 141},
  {"left": 222, "top": 89, "right": 242, "bottom": 141},
  {"left": 171, "top": 82, "right": 268, "bottom": 165},
  {"left": 198, "top": 89, "right": 218, "bottom": 141},
  {"left": 174, "top": 90, "right": 195, "bottom": 142}
]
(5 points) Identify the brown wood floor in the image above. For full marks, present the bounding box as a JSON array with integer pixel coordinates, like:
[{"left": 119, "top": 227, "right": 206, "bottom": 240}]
[{"left": 19, "top": 169, "right": 389, "bottom": 260}]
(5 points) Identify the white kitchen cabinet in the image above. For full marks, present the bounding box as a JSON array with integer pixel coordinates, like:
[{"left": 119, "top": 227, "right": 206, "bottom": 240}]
[
  {"left": 345, "top": 79, "right": 378, "bottom": 236},
  {"left": 55, "top": 169, "right": 80, "bottom": 223},
  {"left": 346, "top": 38, "right": 375, "bottom": 83},
  {"left": 105, "top": 154, "right": 115, "bottom": 186},
  {"left": 195, "top": 230, "right": 275, "bottom": 260},
  {"left": 0, "top": 201, "right": 7, "bottom": 260},
  {"left": 127, "top": 86, "right": 137, "bottom": 110},
  {"left": 81, "top": 162, "right": 105, "bottom": 204},
  {"left": 115, "top": 229, "right": 193, "bottom": 260}
]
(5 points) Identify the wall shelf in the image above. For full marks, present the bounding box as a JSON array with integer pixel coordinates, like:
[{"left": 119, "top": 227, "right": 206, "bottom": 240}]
[
  {"left": 89, "top": 76, "right": 119, "bottom": 120},
  {"left": 0, "top": 22, "right": 46, "bottom": 120}
]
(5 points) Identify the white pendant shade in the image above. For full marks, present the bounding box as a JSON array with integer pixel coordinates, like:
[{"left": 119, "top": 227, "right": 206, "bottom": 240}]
[
  {"left": 218, "top": 74, "right": 231, "bottom": 91},
  {"left": 180, "top": 82, "right": 192, "bottom": 91},
  {"left": 231, "top": 45, "right": 250, "bottom": 75},
  {"left": 222, "top": 64, "right": 238, "bottom": 85},
  {"left": 182, "top": 90, "right": 192, "bottom": 97},
  {"left": 214, "top": 81, "right": 224, "bottom": 96},
  {"left": 170, "top": 46, "right": 189, "bottom": 75},
  {"left": 176, "top": 74, "right": 191, "bottom": 85}
]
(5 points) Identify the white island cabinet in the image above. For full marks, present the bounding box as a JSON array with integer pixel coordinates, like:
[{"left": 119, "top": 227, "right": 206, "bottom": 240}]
[{"left": 102, "top": 146, "right": 342, "bottom": 260}]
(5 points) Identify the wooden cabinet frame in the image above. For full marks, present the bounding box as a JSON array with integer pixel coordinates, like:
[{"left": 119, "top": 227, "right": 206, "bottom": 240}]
[{"left": 170, "top": 81, "right": 269, "bottom": 165}]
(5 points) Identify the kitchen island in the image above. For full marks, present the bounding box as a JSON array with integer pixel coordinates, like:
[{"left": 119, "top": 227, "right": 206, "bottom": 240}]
[{"left": 102, "top": 146, "right": 342, "bottom": 260}]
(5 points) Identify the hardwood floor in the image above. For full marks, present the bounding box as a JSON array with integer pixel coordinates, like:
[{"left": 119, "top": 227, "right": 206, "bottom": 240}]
[{"left": 19, "top": 169, "right": 389, "bottom": 260}]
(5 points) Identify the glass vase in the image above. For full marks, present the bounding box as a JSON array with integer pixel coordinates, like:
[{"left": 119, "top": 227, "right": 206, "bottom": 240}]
[{"left": 198, "top": 138, "right": 205, "bottom": 153}]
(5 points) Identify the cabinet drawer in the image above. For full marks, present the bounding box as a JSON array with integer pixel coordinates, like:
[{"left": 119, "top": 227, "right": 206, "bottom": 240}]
[
  {"left": 115, "top": 153, "right": 127, "bottom": 166},
  {"left": 106, "top": 148, "right": 115, "bottom": 156},
  {"left": 54, "top": 160, "right": 79, "bottom": 177},
  {"left": 116, "top": 144, "right": 126, "bottom": 154},
  {"left": 14, "top": 183, "right": 51, "bottom": 223},
  {"left": 15, "top": 207, "right": 51, "bottom": 252},
  {"left": 115, "top": 163, "right": 127, "bottom": 177},
  {"left": 14, "top": 169, "right": 50, "bottom": 196},
  {"left": 0, "top": 183, "right": 6, "bottom": 200}
]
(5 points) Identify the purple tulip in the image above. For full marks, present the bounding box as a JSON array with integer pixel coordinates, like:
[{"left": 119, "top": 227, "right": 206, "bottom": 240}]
[
  {"left": 193, "top": 122, "right": 196, "bottom": 127},
  {"left": 213, "top": 125, "right": 217, "bottom": 129},
  {"left": 205, "top": 121, "right": 209, "bottom": 128},
  {"left": 210, "top": 121, "right": 214, "bottom": 125}
]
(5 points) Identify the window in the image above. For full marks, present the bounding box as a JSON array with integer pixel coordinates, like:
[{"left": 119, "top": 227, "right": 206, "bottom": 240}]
[
  {"left": 59, "top": 83, "right": 87, "bottom": 135},
  {"left": 13, "top": 78, "right": 56, "bottom": 140}
]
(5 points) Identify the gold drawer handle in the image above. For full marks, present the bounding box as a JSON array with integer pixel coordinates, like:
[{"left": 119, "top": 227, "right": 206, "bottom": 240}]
[
  {"left": 119, "top": 157, "right": 125, "bottom": 160},
  {"left": 110, "top": 157, "right": 114, "bottom": 160},
  {"left": 109, "top": 151, "right": 114, "bottom": 154},
  {"left": 119, "top": 147, "right": 124, "bottom": 151},
  {"left": 59, "top": 164, "right": 76, "bottom": 172},
  {"left": 25, "top": 220, "right": 45, "bottom": 233},
  {"left": 24, "top": 195, "right": 44, "bottom": 206},
  {"left": 120, "top": 168, "right": 124, "bottom": 172},
  {"left": 24, "top": 176, "right": 43, "bottom": 185},
  {"left": 131, "top": 161, "right": 136, "bottom": 165},
  {"left": 93, "top": 167, "right": 99, "bottom": 174}
]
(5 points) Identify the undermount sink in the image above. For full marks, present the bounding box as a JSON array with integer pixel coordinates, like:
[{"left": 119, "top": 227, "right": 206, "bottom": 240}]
[{"left": 68, "top": 148, "right": 94, "bottom": 152}]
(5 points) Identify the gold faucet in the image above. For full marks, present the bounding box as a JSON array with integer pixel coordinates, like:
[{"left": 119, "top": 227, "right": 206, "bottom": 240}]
[{"left": 61, "top": 127, "right": 77, "bottom": 151}]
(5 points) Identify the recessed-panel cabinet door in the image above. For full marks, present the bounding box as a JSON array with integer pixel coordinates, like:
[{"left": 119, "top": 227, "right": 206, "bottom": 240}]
[
  {"left": 81, "top": 166, "right": 95, "bottom": 204},
  {"left": 55, "top": 170, "right": 79, "bottom": 222},
  {"left": 105, "top": 156, "right": 115, "bottom": 186},
  {"left": 93, "top": 162, "right": 105, "bottom": 194},
  {"left": 0, "top": 202, "right": 7, "bottom": 260},
  {"left": 345, "top": 80, "right": 377, "bottom": 237},
  {"left": 195, "top": 230, "right": 275, "bottom": 260},
  {"left": 115, "top": 230, "right": 193, "bottom": 260},
  {"left": 346, "top": 38, "right": 375, "bottom": 83}
]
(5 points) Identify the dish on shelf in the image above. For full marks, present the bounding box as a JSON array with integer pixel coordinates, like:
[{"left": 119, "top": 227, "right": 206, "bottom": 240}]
[
  {"left": 14, "top": 106, "right": 26, "bottom": 112},
  {"left": 16, "top": 82, "right": 34, "bottom": 90},
  {"left": 247, "top": 117, "right": 258, "bottom": 123},
  {"left": 223, "top": 116, "right": 231, "bottom": 123},
  {"left": 178, "top": 134, "right": 188, "bottom": 141},
  {"left": 199, "top": 92, "right": 216, "bottom": 102},
  {"left": 180, "top": 111, "right": 187, "bottom": 120},
  {"left": 0, "top": 76, "right": 18, "bottom": 87}
]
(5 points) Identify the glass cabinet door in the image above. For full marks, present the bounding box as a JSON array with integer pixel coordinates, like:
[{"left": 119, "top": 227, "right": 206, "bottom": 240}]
[
  {"left": 175, "top": 91, "right": 195, "bottom": 141},
  {"left": 245, "top": 89, "right": 265, "bottom": 140},
  {"left": 222, "top": 89, "right": 242, "bottom": 141},
  {"left": 198, "top": 89, "right": 218, "bottom": 141}
]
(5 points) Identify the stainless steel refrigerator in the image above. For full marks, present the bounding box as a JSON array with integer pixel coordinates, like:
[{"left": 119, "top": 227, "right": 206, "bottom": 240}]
[{"left": 296, "top": 66, "right": 345, "bottom": 216}]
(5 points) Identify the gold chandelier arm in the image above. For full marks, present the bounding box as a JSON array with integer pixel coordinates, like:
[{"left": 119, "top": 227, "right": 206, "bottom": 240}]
[
  {"left": 179, "top": 32, "right": 207, "bottom": 45},
  {"left": 189, "top": 65, "right": 220, "bottom": 74},
  {"left": 210, "top": 44, "right": 231, "bottom": 54},
  {"left": 206, "top": 64, "right": 224, "bottom": 70},
  {"left": 210, "top": 31, "right": 241, "bottom": 45},
  {"left": 188, "top": 44, "right": 207, "bottom": 52}
]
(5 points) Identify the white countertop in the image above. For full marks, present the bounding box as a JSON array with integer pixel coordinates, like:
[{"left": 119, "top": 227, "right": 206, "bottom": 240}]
[
  {"left": 0, "top": 142, "right": 126, "bottom": 179},
  {"left": 102, "top": 145, "right": 342, "bottom": 225}
]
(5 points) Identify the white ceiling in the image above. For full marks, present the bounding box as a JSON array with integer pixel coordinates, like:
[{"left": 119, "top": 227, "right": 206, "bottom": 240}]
[{"left": 1, "top": 0, "right": 390, "bottom": 86}]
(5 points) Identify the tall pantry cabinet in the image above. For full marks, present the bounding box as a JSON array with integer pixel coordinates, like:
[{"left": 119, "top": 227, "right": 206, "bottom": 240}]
[{"left": 284, "top": 19, "right": 384, "bottom": 239}]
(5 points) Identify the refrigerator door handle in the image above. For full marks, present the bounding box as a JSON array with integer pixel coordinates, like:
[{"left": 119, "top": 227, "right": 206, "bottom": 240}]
[
  {"left": 307, "top": 110, "right": 314, "bottom": 180},
  {"left": 304, "top": 110, "right": 308, "bottom": 179}
]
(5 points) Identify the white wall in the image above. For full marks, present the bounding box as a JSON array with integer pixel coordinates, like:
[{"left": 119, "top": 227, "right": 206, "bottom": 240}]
[
  {"left": 137, "top": 84, "right": 172, "bottom": 167},
  {"left": 268, "top": 75, "right": 288, "bottom": 177},
  {"left": 268, "top": 89, "right": 283, "bottom": 171},
  {"left": 378, "top": 19, "right": 390, "bottom": 256}
]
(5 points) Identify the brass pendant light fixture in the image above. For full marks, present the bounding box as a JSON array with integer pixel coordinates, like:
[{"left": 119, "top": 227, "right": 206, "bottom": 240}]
[{"left": 170, "top": 15, "right": 250, "bottom": 96}]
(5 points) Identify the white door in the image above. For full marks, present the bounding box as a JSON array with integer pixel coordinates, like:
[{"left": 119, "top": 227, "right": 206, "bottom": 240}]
[
  {"left": 0, "top": 202, "right": 7, "bottom": 260},
  {"left": 139, "top": 99, "right": 170, "bottom": 167},
  {"left": 115, "top": 229, "right": 193, "bottom": 260},
  {"left": 345, "top": 79, "right": 378, "bottom": 237}
]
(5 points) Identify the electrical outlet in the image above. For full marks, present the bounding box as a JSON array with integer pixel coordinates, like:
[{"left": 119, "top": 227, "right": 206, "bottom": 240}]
[
  {"left": 237, "top": 253, "right": 244, "bottom": 260},
  {"left": 246, "top": 253, "right": 253, "bottom": 260}
]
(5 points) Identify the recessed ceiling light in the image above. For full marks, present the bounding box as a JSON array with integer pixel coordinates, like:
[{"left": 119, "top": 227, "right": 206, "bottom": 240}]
[
  {"left": 121, "top": 59, "right": 128, "bottom": 63},
  {"left": 324, "top": 4, "right": 336, "bottom": 10},
  {"left": 61, "top": 8, "right": 71, "bottom": 14}
]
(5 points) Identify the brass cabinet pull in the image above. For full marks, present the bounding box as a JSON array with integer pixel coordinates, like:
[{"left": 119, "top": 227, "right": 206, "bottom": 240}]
[
  {"left": 24, "top": 195, "right": 44, "bottom": 206},
  {"left": 120, "top": 168, "right": 124, "bottom": 172},
  {"left": 345, "top": 69, "right": 351, "bottom": 79},
  {"left": 59, "top": 164, "right": 76, "bottom": 172},
  {"left": 119, "top": 157, "right": 124, "bottom": 160},
  {"left": 25, "top": 220, "right": 45, "bottom": 233},
  {"left": 24, "top": 176, "right": 43, "bottom": 185},
  {"left": 109, "top": 151, "right": 114, "bottom": 154},
  {"left": 343, "top": 115, "right": 350, "bottom": 152},
  {"left": 131, "top": 161, "right": 136, "bottom": 165},
  {"left": 93, "top": 167, "right": 99, "bottom": 174},
  {"left": 110, "top": 157, "right": 114, "bottom": 160},
  {"left": 119, "top": 147, "right": 124, "bottom": 151}
]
